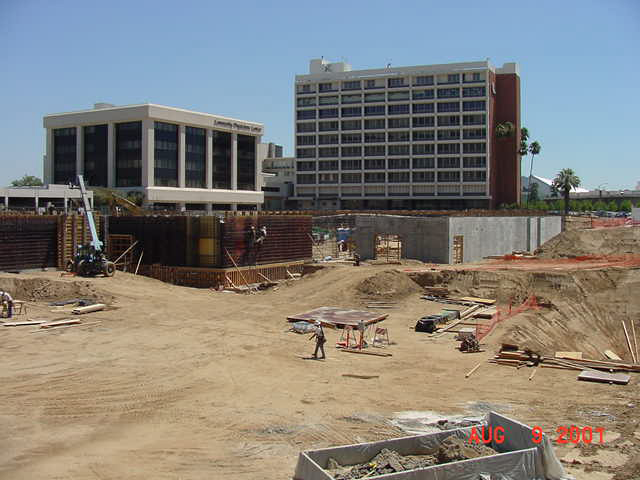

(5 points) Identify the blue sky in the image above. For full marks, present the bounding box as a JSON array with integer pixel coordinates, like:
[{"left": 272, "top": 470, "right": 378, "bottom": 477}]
[{"left": 1, "top": 0, "right": 638, "bottom": 190}]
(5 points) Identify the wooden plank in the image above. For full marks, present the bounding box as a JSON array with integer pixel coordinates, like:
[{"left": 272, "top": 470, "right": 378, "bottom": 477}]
[
  {"left": 458, "top": 296, "right": 496, "bottom": 305},
  {"left": 72, "top": 304, "right": 106, "bottom": 315},
  {"left": 528, "top": 368, "right": 538, "bottom": 381},
  {"left": 632, "top": 319, "right": 639, "bottom": 363},
  {"left": 3, "top": 320, "right": 47, "bottom": 327},
  {"left": 465, "top": 362, "right": 482, "bottom": 378},
  {"left": 40, "top": 319, "right": 81, "bottom": 328},
  {"left": 340, "top": 349, "right": 392, "bottom": 357},
  {"left": 603, "top": 350, "right": 622, "bottom": 361},
  {"left": 577, "top": 370, "right": 630, "bottom": 385},
  {"left": 555, "top": 351, "right": 583, "bottom": 360},
  {"left": 622, "top": 320, "right": 637, "bottom": 364},
  {"left": 32, "top": 321, "right": 102, "bottom": 333}
]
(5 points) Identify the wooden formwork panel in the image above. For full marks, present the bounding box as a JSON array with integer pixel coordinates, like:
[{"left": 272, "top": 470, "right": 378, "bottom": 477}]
[
  {"left": 57, "top": 215, "right": 103, "bottom": 269},
  {"left": 0, "top": 216, "right": 58, "bottom": 271},
  {"left": 137, "top": 261, "right": 304, "bottom": 289}
]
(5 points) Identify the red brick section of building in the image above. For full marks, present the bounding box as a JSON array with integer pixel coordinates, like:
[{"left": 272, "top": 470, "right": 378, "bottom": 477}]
[{"left": 489, "top": 71, "right": 521, "bottom": 208}]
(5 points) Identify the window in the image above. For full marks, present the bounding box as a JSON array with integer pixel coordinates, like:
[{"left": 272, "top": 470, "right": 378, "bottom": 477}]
[
  {"left": 413, "top": 157, "right": 435, "bottom": 169},
  {"left": 463, "top": 114, "right": 486, "bottom": 126},
  {"left": 185, "top": 126, "right": 206, "bottom": 188},
  {"left": 464, "top": 72, "right": 485, "bottom": 83},
  {"left": 413, "top": 103, "right": 434, "bottom": 114},
  {"left": 387, "top": 131, "right": 410, "bottom": 142},
  {"left": 319, "top": 173, "right": 338, "bottom": 183},
  {"left": 462, "top": 87, "right": 486, "bottom": 97},
  {"left": 437, "top": 102, "right": 459, "bottom": 113},
  {"left": 412, "top": 116, "right": 434, "bottom": 127},
  {"left": 341, "top": 107, "right": 362, "bottom": 117},
  {"left": 437, "top": 143, "right": 460, "bottom": 154},
  {"left": 438, "top": 157, "right": 460, "bottom": 168},
  {"left": 388, "top": 117, "right": 410, "bottom": 128},
  {"left": 413, "top": 144, "right": 435, "bottom": 155},
  {"left": 463, "top": 156, "right": 486, "bottom": 168},
  {"left": 319, "top": 95, "right": 339, "bottom": 105},
  {"left": 318, "top": 134, "right": 338, "bottom": 144},
  {"left": 297, "top": 110, "right": 316, "bottom": 120},
  {"left": 365, "top": 158, "right": 385, "bottom": 169},
  {"left": 437, "top": 115, "right": 460, "bottom": 126},
  {"left": 414, "top": 75, "right": 434, "bottom": 86},
  {"left": 365, "top": 132, "right": 386, "bottom": 143},
  {"left": 341, "top": 159, "right": 362, "bottom": 170},
  {"left": 297, "top": 135, "right": 316, "bottom": 145},
  {"left": 319, "top": 82, "right": 334, "bottom": 92},
  {"left": 297, "top": 147, "right": 316, "bottom": 158},
  {"left": 298, "top": 84, "right": 313, "bottom": 93},
  {"left": 237, "top": 134, "right": 256, "bottom": 191},
  {"left": 297, "top": 122, "right": 316, "bottom": 132},
  {"left": 412, "top": 130, "right": 434, "bottom": 141},
  {"left": 365, "top": 79, "right": 378, "bottom": 89},
  {"left": 438, "top": 129, "right": 460, "bottom": 140},
  {"left": 319, "top": 147, "right": 339, "bottom": 157},
  {"left": 53, "top": 127, "right": 77, "bottom": 184},
  {"left": 438, "top": 73, "right": 459, "bottom": 84},
  {"left": 388, "top": 145, "right": 410, "bottom": 156},
  {"left": 342, "top": 94, "right": 361, "bottom": 104},
  {"left": 364, "top": 119, "right": 385, "bottom": 130},
  {"left": 463, "top": 170, "right": 487, "bottom": 182},
  {"left": 297, "top": 161, "right": 316, "bottom": 171},
  {"left": 463, "top": 143, "right": 486, "bottom": 153},
  {"left": 211, "top": 130, "right": 231, "bottom": 189},
  {"left": 388, "top": 104, "right": 410, "bottom": 115},
  {"left": 342, "top": 80, "right": 361, "bottom": 90},
  {"left": 388, "top": 91, "right": 410, "bottom": 101},
  {"left": 388, "top": 158, "right": 409, "bottom": 169},
  {"left": 438, "top": 171, "right": 460, "bottom": 182},
  {"left": 388, "top": 172, "right": 410, "bottom": 183},
  {"left": 341, "top": 120, "right": 361, "bottom": 130},
  {"left": 319, "top": 160, "right": 339, "bottom": 170},
  {"left": 83, "top": 124, "right": 108, "bottom": 187},
  {"left": 413, "top": 89, "right": 434, "bottom": 100},
  {"left": 297, "top": 97, "right": 316, "bottom": 107},
  {"left": 463, "top": 128, "right": 486, "bottom": 139},
  {"left": 463, "top": 101, "right": 485, "bottom": 111},
  {"left": 338, "top": 132, "right": 360, "bottom": 144},
  {"left": 365, "top": 172, "right": 385, "bottom": 183},
  {"left": 114, "top": 123, "right": 143, "bottom": 187},
  {"left": 341, "top": 173, "right": 361, "bottom": 183},
  {"left": 413, "top": 171, "right": 435, "bottom": 182},
  {"left": 318, "top": 121, "right": 339, "bottom": 131},
  {"left": 438, "top": 88, "right": 459, "bottom": 99},
  {"left": 341, "top": 146, "right": 362, "bottom": 157},
  {"left": 364, "top": 105, "right": 385, "bottom": 116},
  {"left": 154, "top": 122, "right": 178, "bottom": 187},
  {"left": 297, "top": 174, "right": 316, "bottom": 184},
  {"left": 364, "top": 92, "right": 385, "bottom": 102},
  {"left": 319, "top": 108, "right": 338, "bottom": 118},
  {"left": 364, "top": 145, "right": 386, "bottom": 156},
  {"left": 388, "top": 77, "right": 406, "bottom": 87}
]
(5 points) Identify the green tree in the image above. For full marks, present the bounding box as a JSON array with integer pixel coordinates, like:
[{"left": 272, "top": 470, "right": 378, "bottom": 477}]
[
  {"left": 11, "top": 174, "right": 43, "bottom": 187},
  {"left": 551, "top": 168, "right": 581, "bottom": 216},
  {"left": 620, "top": 200, "right": 632, "bottom": 213},
  {"left": 593, "top": 200, "right": 607, "bottom": 211},
  {"left": 528, "top": 182, "right": 539, "bottom": 203},
  {"left": 582, "top": 199, "right": 593, "bottom": 212},
  {"left": 607, "top": 200, "right": 618, "bottom": 212},
  {"left": 525, "top": 141, "right": 542, "bottom": 208},
  {"left": 496, "top": 122, "right": 515, "bottom": 138}
]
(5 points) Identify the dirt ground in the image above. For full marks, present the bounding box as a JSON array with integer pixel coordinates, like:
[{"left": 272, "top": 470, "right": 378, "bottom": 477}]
[{"left": 1, "top": 228, "right": 639, "bottom": 479}]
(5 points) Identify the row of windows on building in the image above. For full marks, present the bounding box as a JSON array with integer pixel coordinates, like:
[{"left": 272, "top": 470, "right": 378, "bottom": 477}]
[
  {"left": 52, "top": 122, "right": 255, "bottom": 190},
  {"left": 296, "top": 128, "right": 486, "bottom": 146},
  {"left": 296, "top": 157, "right": 487, "bottom": 171},
  {"left": 296, "top": 101, "right": 485, "bottom": 119},
  {"left": 296, "top": 170, "right": 486, "bottom": 184},
  {"left": 297, "top": 87, "right": 485, "bottom": 106},
  {"left": 296, "top": 114, "right": 486, "bottom": 133},
  {"left": 297, "top": 143, "right": 487, "bottom": 158},
  {"left": 297, "top": 72, "right": 486, "bottom": 93}
]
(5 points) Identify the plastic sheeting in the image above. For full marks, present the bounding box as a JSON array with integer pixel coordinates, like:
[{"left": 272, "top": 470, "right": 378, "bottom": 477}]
[{"left": 292, "top": 412, "right": 572, "bottom": 480}]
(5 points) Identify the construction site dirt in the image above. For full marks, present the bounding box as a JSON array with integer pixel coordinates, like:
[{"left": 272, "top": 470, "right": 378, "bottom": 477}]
[{"left": 0, "top": 226, "right": 639, "bottom": 479}]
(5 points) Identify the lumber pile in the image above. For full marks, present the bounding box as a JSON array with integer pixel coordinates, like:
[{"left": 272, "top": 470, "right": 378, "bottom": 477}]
[
  {"left": 423, "top": 286, "right": 449, "bottom": 297},
  {"left": 491, "top": 344, "right": 640, "bottom": 373}
]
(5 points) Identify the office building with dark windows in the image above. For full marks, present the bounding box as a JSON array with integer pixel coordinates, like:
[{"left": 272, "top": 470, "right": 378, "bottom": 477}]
[
  {"left": 292, "top": 59, "right": 521, "bottom": 210},
  {"left": 43, "top": 103, "right": 264, "bottom": 210}
]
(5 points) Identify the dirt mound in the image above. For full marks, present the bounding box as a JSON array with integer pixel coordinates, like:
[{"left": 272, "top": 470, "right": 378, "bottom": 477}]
[
  {"left": 355, "top": 270, "right": 422, "bottom": 299},
  {"left": 536, "top": 227, "right": 640, "bottom": 258},
  {"left": 0, "top": 275, "right": 116, "bottom": 304}
]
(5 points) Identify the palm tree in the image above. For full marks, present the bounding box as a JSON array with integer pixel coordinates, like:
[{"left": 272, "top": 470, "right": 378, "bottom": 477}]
[
  {"left": 495, "top": 122, "right": 515, "bottom": 138},
  {"left": 525, "top": 141, "right": 542, "bottom": 208},
  {"left": 552, "top": 168, "right": 581, "bottom": 216}
]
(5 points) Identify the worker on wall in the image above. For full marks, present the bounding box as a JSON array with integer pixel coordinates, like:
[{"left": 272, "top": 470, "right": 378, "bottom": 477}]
[
  {"left": 309, "top": 320, "right": 326, "bottom": 359},
  {"left": 0, "top": 290, "right": 14, "bottom": 319}
]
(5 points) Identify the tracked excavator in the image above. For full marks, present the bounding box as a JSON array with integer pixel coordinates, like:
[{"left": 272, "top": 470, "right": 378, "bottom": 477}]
[{"left": 66, "top": 175, "right": 116, "bottom": 277}]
